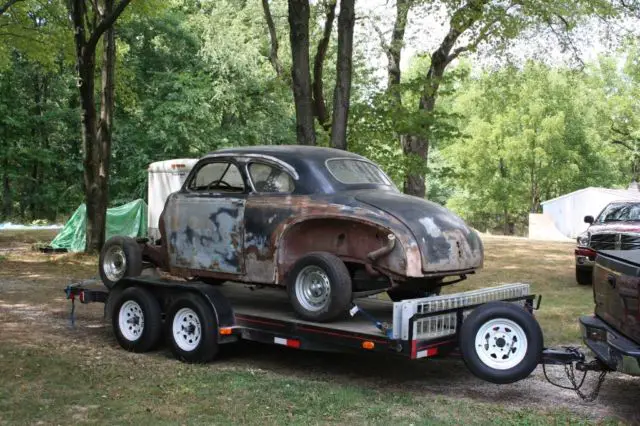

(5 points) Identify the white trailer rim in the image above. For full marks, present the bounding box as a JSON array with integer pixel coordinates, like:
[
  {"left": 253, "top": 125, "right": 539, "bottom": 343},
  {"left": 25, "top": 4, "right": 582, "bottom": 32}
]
[
  {"left": 118, "top": 300, "right": 144, "bottom": 341},
  {"left": 172, "top": 307, "right": 202, "bottom": 352},
  {"left": 474, "top": 318, "right": 528, "bottom": 370}
]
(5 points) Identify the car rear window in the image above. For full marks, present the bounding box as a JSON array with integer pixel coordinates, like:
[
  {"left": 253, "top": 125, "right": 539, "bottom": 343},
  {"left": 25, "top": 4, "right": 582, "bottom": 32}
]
[{"left": 326, "top": 159, "right": 392, "bottom": 185}]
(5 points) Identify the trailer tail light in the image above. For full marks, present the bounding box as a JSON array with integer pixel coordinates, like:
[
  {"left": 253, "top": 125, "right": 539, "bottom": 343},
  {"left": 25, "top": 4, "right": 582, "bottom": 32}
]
[
  {"left": 362, "top": 341, "right": 375, "bottom": 350},
  {"left": 416, "top": 348, "right": 438, "bottom": 359},
  {"left": 274, "top": 337, "right": 300, "bottom": 348}
]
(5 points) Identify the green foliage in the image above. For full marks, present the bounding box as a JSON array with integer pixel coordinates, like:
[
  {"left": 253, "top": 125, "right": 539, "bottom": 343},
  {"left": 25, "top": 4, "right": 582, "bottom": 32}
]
[{"left": 443, "top": 62, "right": 627, "bottom": 233}]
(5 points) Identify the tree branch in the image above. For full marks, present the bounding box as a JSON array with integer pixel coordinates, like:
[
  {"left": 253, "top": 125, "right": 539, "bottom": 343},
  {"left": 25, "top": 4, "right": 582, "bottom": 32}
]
[
  {"left": 85, "top": 0, "right": 131, "bottom": 53},
  {"left": 0, "top": 0, "right": 21, "bottom": 17},
  {"left": 261, "top": 0, "right": 284, "bottom": 78},
  {"left": 612, "top": 139, "right": 635, "bottom": 151},
  {"left": 312, "top": 0, "right": 336, "bottom": 130},
  {"left": 447, "top": 18, "right": 500, "bottom": 63}
]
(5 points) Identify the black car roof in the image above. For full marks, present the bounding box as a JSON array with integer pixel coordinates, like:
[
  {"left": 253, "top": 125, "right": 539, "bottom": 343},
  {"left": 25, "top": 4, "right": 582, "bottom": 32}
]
[
  {"left": 202, "top": 145, "right": 393, "bottom": 195},
  {"left": 210, "top": 145, "right": 367, "bottom": 164}
]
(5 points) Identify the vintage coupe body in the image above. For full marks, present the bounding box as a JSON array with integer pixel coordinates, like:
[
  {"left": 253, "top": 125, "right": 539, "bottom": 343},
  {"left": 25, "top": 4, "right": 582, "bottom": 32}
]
[{"left": 100, "top": 146, "right": 483, "bottom": 321}]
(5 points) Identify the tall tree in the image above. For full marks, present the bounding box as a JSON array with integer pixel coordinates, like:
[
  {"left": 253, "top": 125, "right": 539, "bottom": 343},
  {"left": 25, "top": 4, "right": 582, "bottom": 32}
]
[
  {"left": 287, "top": 0, "right": 316, "bottom": 145},
  {"left": 67, "top": 0, "right": 131, "bottom": 253},
  {"left": 376, "top": 0, "right": 618, "bottom": 198},
  {"left": 330, "top": 0, "right": 355, "bottom": 149}
]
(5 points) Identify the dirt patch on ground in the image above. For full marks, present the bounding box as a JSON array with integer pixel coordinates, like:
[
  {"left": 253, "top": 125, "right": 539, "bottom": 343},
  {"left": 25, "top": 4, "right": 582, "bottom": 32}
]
[{"left": 0, "top": 234, "right": 639, "bottom": 423}]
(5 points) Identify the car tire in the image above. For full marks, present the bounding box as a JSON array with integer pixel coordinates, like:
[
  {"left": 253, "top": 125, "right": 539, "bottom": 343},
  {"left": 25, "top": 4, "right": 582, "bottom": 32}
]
[
  {"left": 99, "top": 236, "right": 143, "bottom": 289},
  {"left": 166, "top": 293, "right": 219, "bottom": 363},
  {"left": 459, "top": 301, "right": 543, "bottom": 384},
  {"left": 111, "top": 286, "right": 162, "bottom": 353},
  {"left": 387, "top": 287, "right": 441, "bottom": 301},
  {"left": 287, "top": 252, "right": 352, "bottom": 322},
  {"left": 576, "top": 267, "right": 592, "bottom": 286}
]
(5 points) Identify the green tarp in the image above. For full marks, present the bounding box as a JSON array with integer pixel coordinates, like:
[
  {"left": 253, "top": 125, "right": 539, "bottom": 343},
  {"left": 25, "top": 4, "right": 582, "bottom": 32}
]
[{"left": 50, "top": 199, "right": 147, "bottom": 252}]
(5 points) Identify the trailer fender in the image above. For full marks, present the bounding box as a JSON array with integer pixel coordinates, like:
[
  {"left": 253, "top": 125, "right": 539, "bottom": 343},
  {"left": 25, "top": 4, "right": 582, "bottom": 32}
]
[{"left": 107, "top": 277, "right": 236, "bottom": 332}]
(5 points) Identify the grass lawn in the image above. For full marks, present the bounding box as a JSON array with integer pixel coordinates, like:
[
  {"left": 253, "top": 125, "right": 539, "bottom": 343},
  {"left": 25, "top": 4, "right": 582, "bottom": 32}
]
[{"left": 0, "top": 230, "right": 638, "bottom": 425}]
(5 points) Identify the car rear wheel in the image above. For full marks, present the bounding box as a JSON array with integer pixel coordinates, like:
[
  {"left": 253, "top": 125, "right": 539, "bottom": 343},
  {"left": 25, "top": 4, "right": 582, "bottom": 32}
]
[
  {"left": 576, "top": 267, "right": 592, "bottom": 286},
  {"left": 459, "top": 301, "right": 543, "bottom": 384},
  {"left": 287, "top": 252, "right": 352, "bottom": 322},
  {"left": 99, "top": 236, "right": 143, "bottom": 289}
]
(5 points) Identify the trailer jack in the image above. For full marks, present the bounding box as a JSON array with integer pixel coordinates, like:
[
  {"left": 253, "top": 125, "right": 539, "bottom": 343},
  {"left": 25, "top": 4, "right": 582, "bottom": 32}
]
[{"left": 540, "top": 347, "right": 609, "bottom": 402}]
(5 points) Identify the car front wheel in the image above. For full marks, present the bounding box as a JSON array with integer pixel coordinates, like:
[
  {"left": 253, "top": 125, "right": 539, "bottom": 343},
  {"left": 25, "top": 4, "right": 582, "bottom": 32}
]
[{"left": 287, "top": 252, "right": 352, "bottom": 322}]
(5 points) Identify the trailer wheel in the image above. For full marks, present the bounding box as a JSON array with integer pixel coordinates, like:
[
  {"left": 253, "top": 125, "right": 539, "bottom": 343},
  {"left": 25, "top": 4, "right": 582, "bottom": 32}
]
[
  {"left": 459, "top": 301, "right": 543, "bottom": 384},
  {"left": 167, "top": 293, "right": 218, "bottom": 363},
  {"left": 287, "top": 252, "right": 352, "bottom": 322},
  {"left": 100, "top": 236, "right": 143, "bottom": 289},
  {"left": 112, "top": 287, "right": 162, "bottom": 353}
]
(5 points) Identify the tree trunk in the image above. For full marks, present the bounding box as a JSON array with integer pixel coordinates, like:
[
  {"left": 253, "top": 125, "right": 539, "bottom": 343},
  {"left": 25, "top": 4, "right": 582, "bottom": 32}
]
[
  {"left": 68, "top": 0, "right": 130, "bottom": 253},
  {"left": 89, "top": 0, "right": 116, "bottom": 254},
  {"left": 1, "top": 159, "right": 11, "bottom": 220},
  {"left": 261, "top": 0, "right": 284, "bottom": 78},
  {"left": 330, "top": 0, "right": 355, "bottom": 150},
  {"left": 387, "top": 0, "right": 410, "bottom": 94},
  {"left": 312, "top": 0, "right": 335, "bottom": 131},
  {"left": 287, "top": 0, "right": 316, "bottom": 145}
]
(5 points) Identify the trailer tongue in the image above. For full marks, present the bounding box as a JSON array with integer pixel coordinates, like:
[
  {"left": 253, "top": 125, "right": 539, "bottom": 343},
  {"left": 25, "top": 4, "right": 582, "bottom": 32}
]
[{"left": 63, "top": 277, "right": 604, "bottom": 392}]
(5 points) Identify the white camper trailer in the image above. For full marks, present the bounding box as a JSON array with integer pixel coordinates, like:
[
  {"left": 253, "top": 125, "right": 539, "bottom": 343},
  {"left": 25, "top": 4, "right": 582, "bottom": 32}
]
[{"left": 147, "top": 158, "right": 198, "bottom": 241}]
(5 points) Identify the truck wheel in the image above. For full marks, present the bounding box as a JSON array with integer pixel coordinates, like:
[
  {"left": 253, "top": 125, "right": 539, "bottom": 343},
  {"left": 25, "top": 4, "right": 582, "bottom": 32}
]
[
  {"left": 287, "top": 252, "right": 352, "bottom": 322},
  {"left": 111, "top": 286, "right": 162, "bottom": 353},
  {"left": 459, "top": 301, "right": 543, "bottom": 384},
  {"left": 167, "top": 293, "right": 218, "bottom": 363},
  {"left": 576, "top": 267, "right": 592, "bottom": 286},
  {"left": 100, "top": 236, "right": 143, "bottom": 289}
]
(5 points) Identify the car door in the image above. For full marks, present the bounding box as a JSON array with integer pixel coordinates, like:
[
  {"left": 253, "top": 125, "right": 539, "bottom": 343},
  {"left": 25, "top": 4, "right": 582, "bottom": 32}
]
[{"left": 163, "top": 158, "right": 247, "bottom": 275}]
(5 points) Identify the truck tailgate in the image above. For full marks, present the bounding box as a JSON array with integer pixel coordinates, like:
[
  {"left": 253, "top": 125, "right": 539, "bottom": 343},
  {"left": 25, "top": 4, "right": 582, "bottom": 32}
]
[{"left": 593, "top": 250, "right": 640, "bottom": 344}]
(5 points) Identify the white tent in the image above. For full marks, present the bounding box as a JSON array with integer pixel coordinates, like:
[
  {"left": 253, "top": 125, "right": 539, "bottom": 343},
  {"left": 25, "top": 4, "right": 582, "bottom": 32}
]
[
  {"left": 540, "top": 186, "right": 640, "bottom": 238},
  {"left": 147, "top": 158, "right": 198, "bottom": 241}
]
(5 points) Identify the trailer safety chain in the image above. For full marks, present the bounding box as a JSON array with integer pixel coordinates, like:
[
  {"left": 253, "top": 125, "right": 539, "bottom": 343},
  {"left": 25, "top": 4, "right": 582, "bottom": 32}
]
[{"left": 542, "top": 355, "right": 608, "bottom": 402}]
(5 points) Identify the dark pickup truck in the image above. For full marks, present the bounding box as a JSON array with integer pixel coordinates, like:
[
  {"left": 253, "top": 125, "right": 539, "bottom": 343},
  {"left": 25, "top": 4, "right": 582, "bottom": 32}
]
[{"left": 581, "top": 250, "right": 640, "bottom": 376}]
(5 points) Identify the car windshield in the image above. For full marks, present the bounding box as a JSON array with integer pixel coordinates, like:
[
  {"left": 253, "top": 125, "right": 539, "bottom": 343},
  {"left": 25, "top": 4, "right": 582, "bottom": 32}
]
[
  {"left": 326, "top": 159, "right": 392, "bottom": 185},
  {"left": 597, "top": 203, "right": 640, "bottom": 223}
]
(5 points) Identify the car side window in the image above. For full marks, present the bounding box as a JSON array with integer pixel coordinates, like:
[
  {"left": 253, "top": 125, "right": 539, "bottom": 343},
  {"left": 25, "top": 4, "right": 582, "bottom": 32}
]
[
  {"left": 248, "top": 163, "right": 294, "bottom": 193},
  {"left": 189, "top": 161, "right": 245, "bottom": 193}
]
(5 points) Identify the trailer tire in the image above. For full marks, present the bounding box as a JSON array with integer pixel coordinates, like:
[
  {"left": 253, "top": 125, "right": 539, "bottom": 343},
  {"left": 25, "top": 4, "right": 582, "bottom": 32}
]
[
  {"left": 459, "top": 301, "right": 543, "bottom": 384},
  {"left": 100, "top": 236, "right": 143, "bottom": 289},
  {"left": 112, "top": 286, "right": 162, "bottom": 353},
  {"left": 167, "top": 293, "right": 218, "bottom": 363},
  {"left": 287, "top": 252, "right": 352, "bottom": 322}
]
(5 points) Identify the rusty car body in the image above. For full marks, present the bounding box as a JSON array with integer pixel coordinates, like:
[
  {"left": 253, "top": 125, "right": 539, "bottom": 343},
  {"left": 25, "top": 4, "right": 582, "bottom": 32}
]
[{"left": 100, "top": 146, "right": 483, "bottom": 321}]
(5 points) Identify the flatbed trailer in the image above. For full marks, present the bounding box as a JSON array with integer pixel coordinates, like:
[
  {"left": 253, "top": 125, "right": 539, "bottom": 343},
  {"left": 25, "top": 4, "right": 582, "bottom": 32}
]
[{"left": 64, "top": 277, "right": 592, "bottom": 386}]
